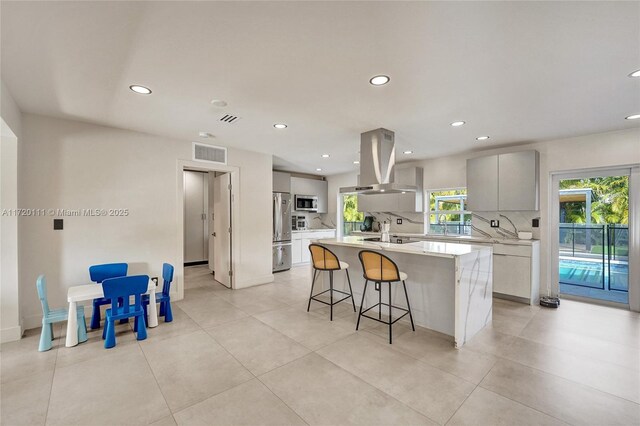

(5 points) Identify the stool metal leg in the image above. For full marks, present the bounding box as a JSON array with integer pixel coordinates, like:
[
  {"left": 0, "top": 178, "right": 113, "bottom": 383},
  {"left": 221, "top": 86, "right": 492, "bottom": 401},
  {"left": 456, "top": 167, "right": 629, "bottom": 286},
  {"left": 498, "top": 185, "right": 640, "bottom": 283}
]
[
  {"left": 329, "top": 270, "right": 334, "bottom": 321},
  {"left": 403, "top": 280, "right": 416, "bottom": 331},
  {"left": 346, "top": 269, "right": 356, "bottom": 312},
  {"left": 378, "top": 282, "right": 382, "bottom": 320},
  {"left": 356, "top": 280, "right": 368, "bottom": 330},
  {"left": 307, "top": 269, "right": 318, "bottom": 312},
  {"left": 388, "top": 282, "right": 393, "bottom": 344}
]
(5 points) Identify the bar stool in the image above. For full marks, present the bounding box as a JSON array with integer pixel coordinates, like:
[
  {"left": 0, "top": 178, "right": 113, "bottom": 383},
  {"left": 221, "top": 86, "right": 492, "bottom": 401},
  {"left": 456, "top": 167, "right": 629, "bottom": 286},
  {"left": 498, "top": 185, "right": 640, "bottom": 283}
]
[
  {"left": 356, "top": 250, "right": 415, "bottom": 344},
  {"left": 307, "top": 244, "right": 356, "bottom": 320}
]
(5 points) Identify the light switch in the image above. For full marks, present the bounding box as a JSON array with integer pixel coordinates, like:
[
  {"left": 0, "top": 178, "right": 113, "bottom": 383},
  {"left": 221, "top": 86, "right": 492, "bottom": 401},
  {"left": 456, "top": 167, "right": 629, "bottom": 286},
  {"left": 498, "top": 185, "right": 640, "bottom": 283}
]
[{"left": 53, "top": 219, "right": 63, "bottom": 230}]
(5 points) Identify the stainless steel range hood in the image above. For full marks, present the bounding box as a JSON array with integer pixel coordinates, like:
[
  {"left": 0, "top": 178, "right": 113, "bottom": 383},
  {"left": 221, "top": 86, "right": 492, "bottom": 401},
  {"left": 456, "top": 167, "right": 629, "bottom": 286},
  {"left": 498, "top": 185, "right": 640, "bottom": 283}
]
[{"left": 340, "top": 128, "right": 418, "bottom": 194}]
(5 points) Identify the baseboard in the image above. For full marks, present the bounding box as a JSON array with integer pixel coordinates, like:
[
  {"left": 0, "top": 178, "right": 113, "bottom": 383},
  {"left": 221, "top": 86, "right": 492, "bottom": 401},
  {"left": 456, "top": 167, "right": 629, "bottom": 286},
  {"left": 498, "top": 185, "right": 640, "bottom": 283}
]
[
  {"left": 0, "top": 325, "right": 23, "bottom": 343},
  {"left": 235, "top": 273, "right": 274, "bottom": 289}
]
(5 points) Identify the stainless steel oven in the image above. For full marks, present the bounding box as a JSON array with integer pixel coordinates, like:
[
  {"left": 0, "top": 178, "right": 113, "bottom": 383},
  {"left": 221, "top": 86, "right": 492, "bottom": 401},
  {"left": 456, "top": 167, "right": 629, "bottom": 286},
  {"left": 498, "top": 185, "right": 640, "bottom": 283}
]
[{"left": 294, "top": 195, "right": 318, "bottom": 212}]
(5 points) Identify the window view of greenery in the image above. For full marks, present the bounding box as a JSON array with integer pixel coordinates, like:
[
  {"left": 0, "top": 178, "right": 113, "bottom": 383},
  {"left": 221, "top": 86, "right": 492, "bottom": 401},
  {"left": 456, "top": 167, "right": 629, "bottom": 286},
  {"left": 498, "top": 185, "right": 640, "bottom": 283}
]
[
  {"left": 427, "top": 189, "right": 471, "bottom": 235},
  {"left": 559, "top": 176, "right": 629, "bottom": 258},
  {"left": 343, "top": 194, "right": 364, "bottom": 235}
]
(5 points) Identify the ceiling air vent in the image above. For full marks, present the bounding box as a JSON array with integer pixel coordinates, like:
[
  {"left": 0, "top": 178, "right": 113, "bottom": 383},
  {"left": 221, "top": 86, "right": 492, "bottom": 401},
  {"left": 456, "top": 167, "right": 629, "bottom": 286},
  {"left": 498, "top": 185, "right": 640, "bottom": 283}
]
[
  {"left": 219, "top": 114, "right": 240, "bottom": 124},
  {"left": 192, "top": 142, "right": 227, "bottom": 165}
]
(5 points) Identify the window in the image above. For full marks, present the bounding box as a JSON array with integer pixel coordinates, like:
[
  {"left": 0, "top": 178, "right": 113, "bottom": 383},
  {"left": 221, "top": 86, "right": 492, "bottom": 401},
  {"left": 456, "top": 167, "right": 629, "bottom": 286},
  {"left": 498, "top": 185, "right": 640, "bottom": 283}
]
[
  {"left": 426, "top": 189, "right": 471, "bottom": 235},
  {"left": 343, "top": 193, "right": 364, "bottom": 235}
]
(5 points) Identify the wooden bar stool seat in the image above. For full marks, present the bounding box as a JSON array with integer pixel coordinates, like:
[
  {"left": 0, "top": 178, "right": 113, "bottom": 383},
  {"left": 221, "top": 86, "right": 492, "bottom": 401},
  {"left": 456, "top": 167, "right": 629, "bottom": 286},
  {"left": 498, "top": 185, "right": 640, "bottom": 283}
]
[
  {"left": 307, "top": 244, "right": 356, "bottom": 320},
  {"left": 356, "top": 250, "right": 415, "bottom": 344}
]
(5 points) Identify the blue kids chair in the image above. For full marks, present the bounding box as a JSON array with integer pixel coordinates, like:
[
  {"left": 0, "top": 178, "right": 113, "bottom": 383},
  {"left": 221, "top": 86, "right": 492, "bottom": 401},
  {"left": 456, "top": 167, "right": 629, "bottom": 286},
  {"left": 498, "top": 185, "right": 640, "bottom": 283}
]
[
  {"left": 101, "top": 275, "right": 148, "bottom": 348},
  {"left": 89, "top": 263, "right": 128, "bottom": 329},
  {"left": 143, "top": 263, "right": 174, "bottom": 324},
  {"left": 37, "top": 275, "right": 88, "bottom": 351}
]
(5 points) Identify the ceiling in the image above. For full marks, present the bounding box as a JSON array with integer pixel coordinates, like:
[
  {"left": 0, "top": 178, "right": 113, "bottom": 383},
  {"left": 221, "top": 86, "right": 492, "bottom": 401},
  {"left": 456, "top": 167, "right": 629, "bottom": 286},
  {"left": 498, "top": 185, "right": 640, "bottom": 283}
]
[{"left": 2, "top": 1, "right": 639, "bottom": 175}]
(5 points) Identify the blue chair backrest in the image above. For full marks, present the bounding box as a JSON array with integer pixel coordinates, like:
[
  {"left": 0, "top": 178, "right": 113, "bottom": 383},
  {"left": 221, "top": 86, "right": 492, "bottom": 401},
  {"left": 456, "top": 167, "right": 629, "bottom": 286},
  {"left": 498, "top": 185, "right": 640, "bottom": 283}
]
[
  {"left": 89, "top": 263, "right": 128, "bottom": 283},
  {"left": 102, "top": 275, "right": 149, "bottom": 318},
  {"left": 161, "top": 263, "right": 174, "bottom": 296},
  {"left": 36, "top": 275, "right": 50, "bottom": 316}
]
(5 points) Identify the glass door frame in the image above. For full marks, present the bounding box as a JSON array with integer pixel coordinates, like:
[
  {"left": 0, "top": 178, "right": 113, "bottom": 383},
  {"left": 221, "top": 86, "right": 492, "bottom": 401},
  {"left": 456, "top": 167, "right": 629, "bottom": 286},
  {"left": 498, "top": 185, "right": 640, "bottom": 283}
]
[{"left": 549, "top": 165, "right": 639, "bottom": 311}]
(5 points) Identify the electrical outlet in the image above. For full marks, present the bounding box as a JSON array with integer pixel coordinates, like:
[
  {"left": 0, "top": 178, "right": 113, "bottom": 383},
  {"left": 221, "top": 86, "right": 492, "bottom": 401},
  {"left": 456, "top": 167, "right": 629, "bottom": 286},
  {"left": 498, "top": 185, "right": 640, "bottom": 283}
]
[
  {"left": 532, "top": 218, "right": 540, "bottom": 228},
  {"left": 151, "top": 277, "right": 159, "bottom": 286},
  {"left": 396, "top": 218, "right": 402, "bottom": 225},
  {"left": 375, "top": 282, "right": 380, "bottom": 291},
  {"left": 490, "top": 219, "right": 499, "bottom": 228}
]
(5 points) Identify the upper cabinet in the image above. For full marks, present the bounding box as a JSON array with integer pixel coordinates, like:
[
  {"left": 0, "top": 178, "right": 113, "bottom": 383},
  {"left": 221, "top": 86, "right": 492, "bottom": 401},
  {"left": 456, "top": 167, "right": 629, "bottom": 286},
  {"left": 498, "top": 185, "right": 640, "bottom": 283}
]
[
  {"left": 272, "top": 171, "right": 291, "bottom": 193},
  {"left": 498, "top": 151, "right": 539, "bottom": 211},
  {"left": 291, "top": 176, "right": 328, "bottom": 213},
  {"left": 466, "top": 150, "right": 539, "bottom": 211},
  {"left": 466, "top": 155, "right": 499, "bottom": 211}
]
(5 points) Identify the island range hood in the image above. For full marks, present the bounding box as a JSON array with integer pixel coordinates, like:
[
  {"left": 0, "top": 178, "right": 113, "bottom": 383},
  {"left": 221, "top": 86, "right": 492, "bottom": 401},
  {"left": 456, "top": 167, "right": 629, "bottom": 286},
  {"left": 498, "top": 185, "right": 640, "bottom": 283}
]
[{"left": 340, "top": 128, "right": 419, "bottom": 195}]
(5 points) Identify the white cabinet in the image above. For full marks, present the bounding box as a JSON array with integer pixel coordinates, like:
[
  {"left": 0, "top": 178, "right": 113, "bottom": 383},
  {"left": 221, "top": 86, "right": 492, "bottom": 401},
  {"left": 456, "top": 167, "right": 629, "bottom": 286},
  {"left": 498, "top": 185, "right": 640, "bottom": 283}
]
[
  {"left": 291, "top": 177, "right": 328, "bottom": 213},
  {"left": 291, "top": 230, "right": 336, "bottom": 264},
  {"left": 466, "top": 150, "right": 539, "bottom": 211},
  {"left": 492, "top": 242, "right": 540, "bottom": 305},
  {"left": 292, "top": 239, "right": 302, "bottom": 264},
  {"left": 466, "top": 155, "right": 499, "bottom": 211},
  {"left": 498, "top": 151, "right": 539, "bottom": 211},
  {"left": 272, "top": 171, "right": 291, "bottom": 193}
]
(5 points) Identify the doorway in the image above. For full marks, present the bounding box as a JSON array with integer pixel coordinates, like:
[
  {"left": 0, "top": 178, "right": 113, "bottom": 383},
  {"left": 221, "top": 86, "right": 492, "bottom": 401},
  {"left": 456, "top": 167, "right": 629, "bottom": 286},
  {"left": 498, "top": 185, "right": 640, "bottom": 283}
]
[
  {"left": 552, "top": 168, "right": 633, "bottom": 306},
  {"left": 183, "top": 170, "right": 209, "bottom": 266},
  {"left": 176, "top": 161, "right": 239, "bottom": 300}
]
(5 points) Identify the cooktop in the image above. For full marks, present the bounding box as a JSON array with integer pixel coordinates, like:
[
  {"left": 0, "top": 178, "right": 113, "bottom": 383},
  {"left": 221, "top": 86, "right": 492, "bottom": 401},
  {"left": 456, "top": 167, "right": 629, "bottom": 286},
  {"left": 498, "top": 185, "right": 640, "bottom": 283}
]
[{"left": 362, "top": 237, "right": 416, "bottom": 244}]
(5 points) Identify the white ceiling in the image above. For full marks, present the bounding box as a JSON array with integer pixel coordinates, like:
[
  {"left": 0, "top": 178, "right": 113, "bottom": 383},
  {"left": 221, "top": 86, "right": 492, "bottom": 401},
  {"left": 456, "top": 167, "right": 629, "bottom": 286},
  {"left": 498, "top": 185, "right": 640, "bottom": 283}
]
[{"left": 2, "top": 1, "right": 639, "bottom": 175}]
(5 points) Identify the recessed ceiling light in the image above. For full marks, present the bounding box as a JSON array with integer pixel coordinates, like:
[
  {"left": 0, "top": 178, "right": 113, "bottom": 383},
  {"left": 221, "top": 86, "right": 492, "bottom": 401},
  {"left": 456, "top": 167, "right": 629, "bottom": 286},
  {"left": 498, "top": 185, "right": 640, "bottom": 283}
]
[
  {"left": 369, "top": 75, "right": 390, "bottom": 86},
  {"left": 321, "top": 154, "right": 330, "bottom": 158},
  {"left": 316, "top": 168, "right": 322, "bottom": 172},
  {"left": 401, "top": 191, "right": 406, "bottom": 194},
  {"left": 199, "top": 132, "right": 214, "bottom": 138},
  {"left": 629, "top": 69, "right": 640, "bottom": 78},
  {"left": 353, "top": 160, "right": 360, "bottom": 164},
  {"left": 380, "top": 189, "right": 386, "bottom": 192},
  {"left": 625, "top": 114, "right": 640, "bottom": 120},
  {"left": 450, "top": 121, "right": 465, "bottom": 127},
  {"left": 129, "top": 85, "right": 152, "bottom": 95},
  {"left": 273, "top": 123, "right": 287, "bottom": 129},
  {"left": 476, "top": 136, "right": 490, "bottom": 141},
  {"left": 210, "top": 99, "right": 228, "bottom": 107},
  {"left": 403, "top": 150, "right": 413, "bottom": 154}
]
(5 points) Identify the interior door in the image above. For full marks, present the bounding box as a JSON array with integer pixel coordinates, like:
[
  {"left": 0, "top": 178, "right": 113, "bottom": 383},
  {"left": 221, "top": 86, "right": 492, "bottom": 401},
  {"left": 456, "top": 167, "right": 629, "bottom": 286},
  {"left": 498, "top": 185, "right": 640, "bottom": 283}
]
[
  {"left": 184, "top": 171, "right": 207, "bottom": 263},
  {"left": 208, "top": 172, "right": 216, "bottom": 272},
  {"left": 213, "top": 173, "right": 232, "bottom": 288}
]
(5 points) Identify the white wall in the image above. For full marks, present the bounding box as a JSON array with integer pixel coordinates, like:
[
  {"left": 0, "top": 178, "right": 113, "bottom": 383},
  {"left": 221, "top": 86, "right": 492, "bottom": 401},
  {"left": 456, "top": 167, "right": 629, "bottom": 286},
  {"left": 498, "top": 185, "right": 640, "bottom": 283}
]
[
  {"left": 326, "top": 128, "right": 640, "bottom": 301},
  {"left": 1, "top": 80, "right": 23, "bottom": 342},
  {"left": 18, "top": 114, "right": 273, "bottom": 329}
]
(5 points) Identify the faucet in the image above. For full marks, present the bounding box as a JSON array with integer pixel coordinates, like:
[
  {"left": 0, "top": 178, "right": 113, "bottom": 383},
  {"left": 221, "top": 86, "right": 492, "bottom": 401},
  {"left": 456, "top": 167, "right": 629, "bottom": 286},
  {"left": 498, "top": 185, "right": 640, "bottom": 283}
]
[{"left": 438, "top": 214, "right": 448, "bottom": 235}]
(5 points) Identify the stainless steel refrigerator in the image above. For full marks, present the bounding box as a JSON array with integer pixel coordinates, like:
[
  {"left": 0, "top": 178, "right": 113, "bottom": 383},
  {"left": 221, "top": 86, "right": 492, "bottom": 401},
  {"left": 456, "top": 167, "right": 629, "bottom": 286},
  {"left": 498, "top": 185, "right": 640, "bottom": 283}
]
[{"left": 272, "top": 192, "right": 292, "bottom": 272}]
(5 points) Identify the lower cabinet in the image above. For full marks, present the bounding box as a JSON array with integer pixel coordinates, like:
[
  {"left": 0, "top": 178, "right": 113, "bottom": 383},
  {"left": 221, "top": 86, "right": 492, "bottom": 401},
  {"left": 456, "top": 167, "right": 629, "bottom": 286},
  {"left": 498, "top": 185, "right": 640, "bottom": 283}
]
[
  {"left": 492, "top": 242, "right": 540, "bottom": 305},
  {"left": 292, "top": 230, "right": 336, "bottom": 265}
]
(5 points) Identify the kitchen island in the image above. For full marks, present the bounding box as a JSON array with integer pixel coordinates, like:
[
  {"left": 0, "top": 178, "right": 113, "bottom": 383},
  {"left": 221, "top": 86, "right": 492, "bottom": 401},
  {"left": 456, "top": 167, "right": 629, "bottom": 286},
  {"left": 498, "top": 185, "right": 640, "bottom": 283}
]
[{"left": 311, "top": 236, "right": 493, "bottom": 347}]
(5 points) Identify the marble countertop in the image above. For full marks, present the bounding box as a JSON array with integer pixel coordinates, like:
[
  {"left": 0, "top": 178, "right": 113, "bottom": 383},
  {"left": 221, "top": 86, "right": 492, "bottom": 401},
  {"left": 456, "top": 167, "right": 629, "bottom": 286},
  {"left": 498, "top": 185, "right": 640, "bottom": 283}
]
[
  {"left": 350, "top": 231, "right": 538, "bottom": 246},
  {"left": 316, "top": 236, "right": 492, "bottom": 259},
  {"left": 292, "top": 228, "right": 336, "bottom": 233}
]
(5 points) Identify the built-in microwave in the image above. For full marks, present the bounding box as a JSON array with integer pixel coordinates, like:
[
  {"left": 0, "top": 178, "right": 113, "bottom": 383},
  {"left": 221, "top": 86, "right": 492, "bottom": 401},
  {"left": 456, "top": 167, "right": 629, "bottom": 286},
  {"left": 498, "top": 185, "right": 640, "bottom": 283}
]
[{"left": 294, "top": 195, "right": 318, "bottom": 212}]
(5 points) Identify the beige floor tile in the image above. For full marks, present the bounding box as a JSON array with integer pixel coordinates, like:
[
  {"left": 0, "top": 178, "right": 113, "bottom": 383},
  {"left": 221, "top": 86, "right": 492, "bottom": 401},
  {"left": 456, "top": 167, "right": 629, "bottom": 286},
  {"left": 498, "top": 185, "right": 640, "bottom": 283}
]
[
  {"left": 480, "top": 359, "right": 640, "bottom": 425},
  {"left": 174, "top": 379, "right": 306, "bottom": 426},
  {"left": 150, "top": 415, "right": 178, "bottom": 426},
  {"left": 176, "top": 294, "right": 249, "bottom": 329},
  {"left": 0, "top": 370, "right": 53, "bottom": 426},
  {"left": 490, "top": 310, "right": 532, "bottom": 335},
  {"left": 249, "top": 282, "right": 311, "bottom": 306},
  {"left": 214, "top": 288, "right": 290, "bottom": 315},
  {"left": 47, "top": 344, "right": 170, "bottom": 425},
  {"left": 446, "top": 387, "right": 566, "bottom": 426},
  {"left": 55, "top": 322, "right": 138, "bottom": 368},
  {"left": 141, "top": 330, "right": 253, "bottom": 412},
  {"left": 390, "top": 328, "right": 497, "bottom": 384},
  {"left": 317, "top": 334, "right": 474, "bottom": 424},
  {"left": 206, "top": 317, "right": 310, "bottom": 375},
  {"left": 519, "top": 317, "right": 640, "bottom": 371},
  {"left": 141, "top": 305, "right": 201, "bottom": 344},
  {"left": 460, "top": 326, "right": 516, "bottom": 357},
  {"left": 502, "top": 337, "right": 640, "bottom": 403},
  {"left": 0, "top": 327, "right": 59, "bottom": 384},
  {"left": 260, "top": 353, "right": 435, "bottom": 425},
  {"left": 254, "top": 307, "right": 355, "bottom": 350}
]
